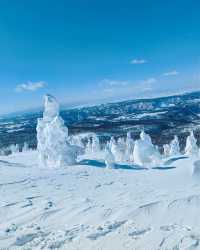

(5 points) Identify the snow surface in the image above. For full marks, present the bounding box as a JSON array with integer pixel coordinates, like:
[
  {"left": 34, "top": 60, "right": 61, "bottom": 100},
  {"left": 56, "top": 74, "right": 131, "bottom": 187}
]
[{"left": 1, "top": 151, "right": 200, "bottom": 249}]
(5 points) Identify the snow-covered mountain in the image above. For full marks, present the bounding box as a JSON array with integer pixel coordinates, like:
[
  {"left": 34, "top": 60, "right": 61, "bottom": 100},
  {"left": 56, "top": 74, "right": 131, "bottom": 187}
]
[
  {"left": 1, "top": 93, "right": 200, "bottom": 250},
  {"left": 0, "top": 91, "right": 200, "bottom": 150}
]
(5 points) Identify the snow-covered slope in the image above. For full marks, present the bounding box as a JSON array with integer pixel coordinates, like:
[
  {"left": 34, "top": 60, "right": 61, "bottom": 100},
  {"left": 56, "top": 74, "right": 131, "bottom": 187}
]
[{"left": 0, "top": 151, "right": 200, "bottom": 250}]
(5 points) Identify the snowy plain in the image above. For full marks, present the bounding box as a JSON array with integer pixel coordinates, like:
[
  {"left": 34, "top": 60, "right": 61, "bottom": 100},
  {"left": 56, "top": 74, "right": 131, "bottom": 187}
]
[{"left": 0, "top": 151, "right": 200, "bottom": 250}]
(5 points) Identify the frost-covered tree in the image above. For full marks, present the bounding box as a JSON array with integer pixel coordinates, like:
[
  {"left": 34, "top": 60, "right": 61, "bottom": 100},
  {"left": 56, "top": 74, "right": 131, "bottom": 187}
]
[
  {"left": 72, "top": 135, "right": 84, "bottom": 149},
  {"left": 109, "top": 136, "right": 125, "bottom": 162},
  {"left": 133, "top": 131, "right": 160, "bottom": 166},
  {"left": 104, "top": 145, "right": 115, "bottom": 168},
  {"left": 163, "top": 144, "right": 170, "bottom": 157},
  {"left": 0, "top": 149, "right": 6, "bottom": 156},
  {"left": 91, "top": 134, "right": 101, "bottom": 153},
  {"left": 36, "top": 94, "right": 77, "bottom": 168},
  {"left": 140, "top": 130, "right": 152, "bottom": 144},
  {"left": 169, "top": 135, "right": 180, "bottom": 156},
  {"left": 10, "top": 144, "right": 20, "bottom": 154},
  {"left": 117, "top": 137, "right": 126, "bottom": 162},
  {"left": 185, "top": 131, "right": 199, "bottom": 156},
  {"left": 85, "top": 137, "right": 92, "bottom": 154},
  {"left": 22, "top": 142, "right": 29, "bottom": 152},
  {"left": 124, "top": 132, "right": 135, "bottom": 161}
]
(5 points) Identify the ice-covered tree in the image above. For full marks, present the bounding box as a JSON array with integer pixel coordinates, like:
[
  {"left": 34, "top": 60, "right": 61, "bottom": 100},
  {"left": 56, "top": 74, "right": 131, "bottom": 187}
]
[
  {"left": 185, "top": 131, "right": 199, "bottom": 156},
  {"left": 133, "top": 131, "right": 160, "bottom": 166},
  {"left": 104, "top": 145, "right": 115, "bottom": 168},
  {"left": 169, "top": 135, "right": 180, "bottom": 156},
  {"left": 163, "top": 144, "right": 170, "bottom": 157},
  {"left": 85, "top": 137, "right": 92, "bottom": 154},
  {"left": 91, "top": 134, "right": 101, "bottom": 153},
  {"left": 140, "top": 130, "right": 152, "bottom": 144},
  {"left": 117, "top": 137, "right": 126, "bottom": 162},
  {"left": 10, "top": 144, "right": 19, "bottom": 154},
  {"left": 124, "top": 132, "right": 135, "bottom": 161},
  {"left": 109, "top": 136, "right": 124, "bottom": 162},
  {"left": 69, "top": 134, "right": 85, "bottom": 149},
  {"left": 22, "top": 142, "right": 29, "bottom": 152},
  {"left": 36, "top": 94, "right": 77, "bottom": 168}
]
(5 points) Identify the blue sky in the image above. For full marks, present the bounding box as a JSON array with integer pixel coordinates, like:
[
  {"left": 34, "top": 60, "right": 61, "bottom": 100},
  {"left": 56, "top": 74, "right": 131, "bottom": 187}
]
[{"left": 0, "top": 0, "right": 200, "bottom": 114}]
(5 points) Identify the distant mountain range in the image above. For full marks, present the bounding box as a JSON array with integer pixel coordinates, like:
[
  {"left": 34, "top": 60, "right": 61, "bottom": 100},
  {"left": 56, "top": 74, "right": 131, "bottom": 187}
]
[{"left": 0, "top": 91, "right": 200, "bottom": 150}]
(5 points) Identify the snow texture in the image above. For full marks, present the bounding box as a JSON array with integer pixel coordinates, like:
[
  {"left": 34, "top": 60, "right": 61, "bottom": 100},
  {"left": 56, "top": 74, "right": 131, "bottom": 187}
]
[{"left": 0, "top": 150, "right": 200, "bottom": 250}]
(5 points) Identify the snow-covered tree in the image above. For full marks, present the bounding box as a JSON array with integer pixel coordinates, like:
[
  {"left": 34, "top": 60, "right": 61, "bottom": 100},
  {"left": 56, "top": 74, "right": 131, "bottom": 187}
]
[
  {"left": 116, "top": 137, "right": 126, "bottom": 162},
  {"left": 91, "top": 134, "right": 101, "bottom": 153},
  {"left": 104, "top": 145, "right": 115, "bottom": 168},
  {"left": 0, "top": 148, "right": 6, "bottom": 156},
  {"left": 163, "top": 144, "right": 170, "bottom": 157},
  {"left": 10, "top": 144, "right": 19, "bottom": 154},
  {"left": 85, "top": 137, "right": 92, "bottom": 154},
  {"left": 22, "top": 142, "right": 29, "bottom": 152},
  {"left": 124, "top": 132, "right": 135, "bottom": 161},
  {"left": 109, "top": 136, "right": 125, "bottom": 162},
  {"left": 185, "top": 131, "right": 199, "bottom": 156},
  {"left": 69, "top": 134, "right": 85, "bottom": 149},
  {"left": 133, "top": 131, "right": 160, "bottom": 167},
  {"left": 169, "top": 135, "right": 180, "bottom": 156},
  {"left": 140, "top": 130, "right": 152, "bottom": 144},
  {"left": 36, "top": 94, "right": 77, "bottom": 168}
]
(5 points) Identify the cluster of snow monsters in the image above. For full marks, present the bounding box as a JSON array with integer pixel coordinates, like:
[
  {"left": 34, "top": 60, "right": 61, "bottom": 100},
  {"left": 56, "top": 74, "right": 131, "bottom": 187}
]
[
  {"left": 37, "top": 95, "right": 200, "bottom": 168},
  {"left": 0, "top": 142, "right": 30, "bottom": 156}
]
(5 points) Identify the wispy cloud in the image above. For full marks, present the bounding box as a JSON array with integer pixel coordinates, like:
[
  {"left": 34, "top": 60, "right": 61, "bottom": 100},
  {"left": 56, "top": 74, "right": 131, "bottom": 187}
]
[
  {"left": 99, "top": 78, "right": 129, "bottom": 87},
  {"left": 140, "top": 77, "right": 157, "bottom": 85},
  {"left": 98, "top": 76, "right": 156, "bottom": 98},
  {"left": 130, "top": 58, "right": 148, "bottom": 65},
  {"left": 163, "top": 70, "right": 179, "bottom": 76},
  {"left": 15, "top": 81, "right": 47, "bottom": 92}
]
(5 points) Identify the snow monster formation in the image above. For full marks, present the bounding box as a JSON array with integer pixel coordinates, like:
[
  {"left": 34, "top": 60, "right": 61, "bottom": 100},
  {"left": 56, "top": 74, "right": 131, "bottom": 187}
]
[
  {"left": 37, "top": 94, "right": 77, "bottom": 168},
  {"left": 133, "top": 131, "right": 161, "bottom": 167},
  {"left": 185, "top": 131, "right": 199, "bottom": 156},
  {"left": 169, "top": 135, "right": 180, "bottom": 156}
]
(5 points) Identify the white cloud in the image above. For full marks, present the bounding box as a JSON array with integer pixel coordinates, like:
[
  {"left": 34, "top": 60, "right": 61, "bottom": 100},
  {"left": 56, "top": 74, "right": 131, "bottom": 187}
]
[
  {"left": 99, "top": 78, "right": 129, "bottom": 87},
  {"left": 130, "top": 58, "right": 148, "bottom": 64},
  {"left": 140, "top": 77, "right": 157, "bottom": 85},
  {"left": 163, "top": 70, "right": 179, "bottom": 76},
  {"left": 15, "top": 81, "right": 47, "bottom": 92},
  {"left": 98, "top": 76, "right": 156, "bottom": 99}
]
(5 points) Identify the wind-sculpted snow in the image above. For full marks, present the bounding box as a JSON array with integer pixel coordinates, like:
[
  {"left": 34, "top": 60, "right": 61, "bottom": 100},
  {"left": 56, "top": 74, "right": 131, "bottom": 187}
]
[{"left": 0, "top": 152, "right": 200, "bottom": 249}]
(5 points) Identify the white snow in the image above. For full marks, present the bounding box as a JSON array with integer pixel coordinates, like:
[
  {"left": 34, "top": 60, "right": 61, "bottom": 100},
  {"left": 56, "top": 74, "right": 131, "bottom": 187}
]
[{"left": 0, "top": 151, "right": 200, "bottom": 250}]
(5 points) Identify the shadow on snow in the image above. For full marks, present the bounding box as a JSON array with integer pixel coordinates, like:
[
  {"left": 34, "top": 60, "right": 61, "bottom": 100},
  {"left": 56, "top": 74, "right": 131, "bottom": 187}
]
[{"left": 78, "top": 159, "right": 148, "bottom": 171}]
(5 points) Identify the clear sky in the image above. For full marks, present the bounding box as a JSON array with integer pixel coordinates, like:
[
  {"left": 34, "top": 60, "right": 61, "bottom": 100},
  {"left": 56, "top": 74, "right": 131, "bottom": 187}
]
[{"left": 0, "top": 0, "right": 200, "bottom": 114}]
